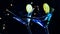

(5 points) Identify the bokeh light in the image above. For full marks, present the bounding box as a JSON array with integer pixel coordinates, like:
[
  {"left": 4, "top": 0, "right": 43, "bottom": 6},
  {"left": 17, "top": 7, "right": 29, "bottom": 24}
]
[
  {"left": 26, "top": 4, "right": 33, "bottom": 13},
  {"left": 43, "top": 3, "right": 50, "bottom": 14}
]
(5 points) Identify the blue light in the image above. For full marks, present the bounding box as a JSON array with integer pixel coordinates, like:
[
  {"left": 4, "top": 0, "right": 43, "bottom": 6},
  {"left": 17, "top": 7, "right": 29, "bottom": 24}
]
[
  {"left": 44, "top": 16, "right": 48, "bottom": 21},
  {"left": 13, "top": 17, "right": 26, "bottom": 25},
  {"left": 44, "top": 13, "right": 52, "bottom": 21},
  {"left": 27, "top": 18, "right": 31, "bottom": 23},
  {"left": 47, "top": 13, "right": 52, "bottom": 21},
  {"left": 27, "top": 14, "right": 32, "bottom": 23},
  {"left": 32, "top": 19, "right": 45, "bottom": 28}
]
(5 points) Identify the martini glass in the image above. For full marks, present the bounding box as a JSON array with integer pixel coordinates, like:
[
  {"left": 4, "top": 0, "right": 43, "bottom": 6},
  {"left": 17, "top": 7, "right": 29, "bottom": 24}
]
[
  {"left": 32, "top": 3, "right": 54, "bottom": 34},
  {"left": 11, "top": 3, "right": 54, "bottom": 34},
  {"left": 26, "top": 4, "right": 34, "bottom": 34}
]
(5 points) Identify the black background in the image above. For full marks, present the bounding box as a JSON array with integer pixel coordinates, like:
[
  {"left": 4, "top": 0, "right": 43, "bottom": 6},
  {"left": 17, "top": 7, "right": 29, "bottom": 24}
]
[{"left": 0, "top": 0, "right": 60, "bottom": 34}]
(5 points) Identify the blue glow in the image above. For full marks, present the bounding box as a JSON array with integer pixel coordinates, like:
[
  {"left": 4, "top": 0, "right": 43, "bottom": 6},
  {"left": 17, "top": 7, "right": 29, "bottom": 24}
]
[
  {"left": 13, "top": 17, "right": 26, "bottom": 25},
  {"left": 44, "top": 16, "right": 48, "bottom": 21},
  {"left": 27, "top": 18, "right": 31, "bottom": 23},
  {"left": 27, "top": 14, "right": 32, "bottom": 23},
  {"left": 44, "top": 13, "right": 52, "bottom": 21},
  {"left": 47, "top": 13, "right": 52, "bottom": 21},
  {"left": 12, "top": 13, "right": 52, "bottom": 28},
  {"left": 32, "top": 19, "right": 44, "bottom": 28},
  {"left": 7, "top": 3, "right": 54, "bottom": 34}
]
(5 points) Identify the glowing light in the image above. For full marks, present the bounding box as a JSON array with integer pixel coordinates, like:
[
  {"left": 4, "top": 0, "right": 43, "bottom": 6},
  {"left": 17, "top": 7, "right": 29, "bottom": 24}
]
[
  {"left": 3, "top": 27, "right": 5, "bottom": 30},
  {"left": 37, "top": 22, "right": 43, "bottom": 27},
  {"left": 43, "top": 3, "right": 50, "bottom": 14},
  {"left": 44, "top": 16, "right": 48, "bottom": 20},
  {"left": 10, "top": 4, "right": 13, "bottom": 6},
  {"left": 47, "top": 13, "right": 52, "bottom": 21},
  {"left": 6, "top": 9, "right": 16, "bottom": 16},
  {"left": 27, "top": 18, "right": 31, "bottom": 23},
  {"left": 27, "top": 15, "right": 31, "bottom": 23},
  {"left": 0, "top": 17, "right": 2, "bottom": 20},
  {"left": 7, "top": 13, "right": 10, "bottom": 16},
  {"left": 32, "top": 19, "right": 44, "bottom": 27},
  {"left": 13, "top": 17, "right": 26, "bottom": 25},
  {"left": 44, "top": 13, "right": 52, "bottom": 21},
  {"left": 31, "top": 2, "right": 33, "bottom": 4},
  {"left": 26, "top": 4, "right": 33, "bottom": 13}
]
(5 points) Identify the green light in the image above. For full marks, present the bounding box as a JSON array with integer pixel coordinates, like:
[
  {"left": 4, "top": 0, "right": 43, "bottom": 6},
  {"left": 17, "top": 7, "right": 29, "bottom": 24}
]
[
  {"left": 26, "top": 4, "right": 33, "bottom": 13},
  {"left": 43, "top": 3, "right": 50, "bottom": 14}
]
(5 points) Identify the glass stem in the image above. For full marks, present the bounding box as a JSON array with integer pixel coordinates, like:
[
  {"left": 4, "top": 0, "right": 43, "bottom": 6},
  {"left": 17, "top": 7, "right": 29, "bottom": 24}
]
[
  {"left": 27, "top": 13, "right": 32, "bottom": 34},
  {"left": 45, "top": 27, "right": 49, "bottom": 34},
  {"left": 27, "top": 25, "right": 32, "bottom": 34}
]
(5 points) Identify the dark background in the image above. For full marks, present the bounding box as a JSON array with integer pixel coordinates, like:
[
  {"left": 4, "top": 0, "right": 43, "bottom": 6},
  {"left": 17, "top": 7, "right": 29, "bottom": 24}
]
[{"left": 0, "top": 0, "right": 60, "bottom": 34}]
